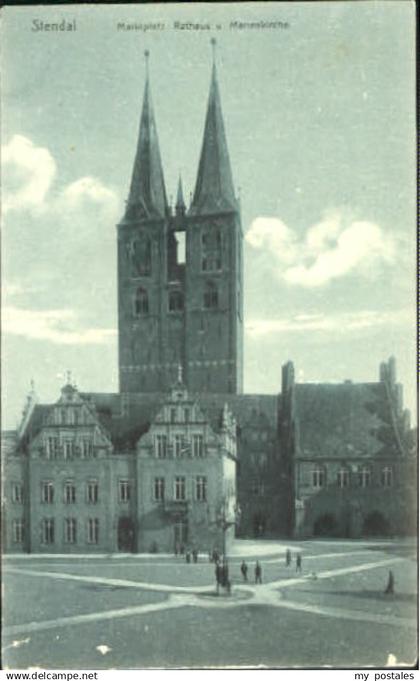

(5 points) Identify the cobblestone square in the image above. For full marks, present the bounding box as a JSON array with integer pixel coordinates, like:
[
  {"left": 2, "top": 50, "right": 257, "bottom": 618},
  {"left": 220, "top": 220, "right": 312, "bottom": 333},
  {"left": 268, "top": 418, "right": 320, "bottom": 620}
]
[{"left": 3, "top": 539, "right": 417, "bottom": 669}]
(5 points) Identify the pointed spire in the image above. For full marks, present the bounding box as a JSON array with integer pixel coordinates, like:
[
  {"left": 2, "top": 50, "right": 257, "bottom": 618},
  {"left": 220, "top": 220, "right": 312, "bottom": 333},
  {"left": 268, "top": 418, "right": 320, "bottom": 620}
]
[
  {"left": 175, "top": 175, "right": 186, "bottom": 215},
  {"left": 126, "top": 51, "right": 168, "bottom": 220},
  {"left": 190, "top": 40, "right": 237, "bottom": 216}
]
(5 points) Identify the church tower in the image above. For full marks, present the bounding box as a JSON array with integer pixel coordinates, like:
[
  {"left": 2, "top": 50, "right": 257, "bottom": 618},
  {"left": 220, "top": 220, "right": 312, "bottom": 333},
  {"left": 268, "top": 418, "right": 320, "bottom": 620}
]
[
  {"left": 184, "top": 41, "right": 243, "bottom": 394},
  {"left": 118, "top": 44, "right": 243, "bottom": 395}
]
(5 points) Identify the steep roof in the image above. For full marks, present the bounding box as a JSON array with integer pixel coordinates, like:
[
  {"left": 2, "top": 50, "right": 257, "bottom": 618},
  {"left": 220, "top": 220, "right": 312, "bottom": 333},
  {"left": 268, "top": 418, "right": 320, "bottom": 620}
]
[
  {"left": 190, "top": 62, "right": 237, "bottom": 216},
  {"left": 80, "top": 391, "right": 278, "bottom": 450},
  {"left": 293, "top": 382, "right": 400, "bottom": 459},
  {"left": 124, "top": 56, "right": 168, "bottom": 221}
]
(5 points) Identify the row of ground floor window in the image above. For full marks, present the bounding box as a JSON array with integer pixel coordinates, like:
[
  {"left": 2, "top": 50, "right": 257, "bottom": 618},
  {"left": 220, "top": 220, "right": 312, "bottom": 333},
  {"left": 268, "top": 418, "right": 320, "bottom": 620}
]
[
  {"left": 10, "top": 476, "right": 209, "bottom": 505},
  {"left": 11, "top": 517, "right": 100, "bottom": 545}
]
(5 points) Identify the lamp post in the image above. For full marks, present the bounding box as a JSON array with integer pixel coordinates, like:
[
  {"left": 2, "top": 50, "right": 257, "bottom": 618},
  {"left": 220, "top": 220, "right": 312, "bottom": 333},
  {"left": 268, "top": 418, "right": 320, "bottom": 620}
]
[{"left": 216, "top": 499, "right": 241, "bottom": 562}]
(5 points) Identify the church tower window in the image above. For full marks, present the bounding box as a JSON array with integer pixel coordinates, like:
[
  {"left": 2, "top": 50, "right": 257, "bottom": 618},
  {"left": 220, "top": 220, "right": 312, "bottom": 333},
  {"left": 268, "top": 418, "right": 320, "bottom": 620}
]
[
  {"left": 134, "top": 287, "right": 149, "bottom": 316},
  {"left": 203, "top": 281, "right": 218, "bottom": 309},
  {"left": 168, "top": 290, "right": 184, "bottom": 312},
  {"left": 129, "top": 237, "right": 152, "bottom": 277}
]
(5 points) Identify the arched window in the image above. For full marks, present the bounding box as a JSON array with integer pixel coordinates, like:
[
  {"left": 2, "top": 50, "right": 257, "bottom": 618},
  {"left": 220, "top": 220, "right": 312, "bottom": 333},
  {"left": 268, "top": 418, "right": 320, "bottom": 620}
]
[
  {"left": 134, "top": 287, "right": 149, "bottom": 316},
  {"left": 381, "top": 466, "right": 393, "bottom": 487},
  {"left": 312, "top": 465, "right": 326, "bottom": 488},
  {"left": 129, "top": 237, "right": 151, "bottom": 277},
  {"left": 337, "top": 466, "right": 350, "bottom": 488},
  {"left": 203, "top": 281, "right": 218, "bottom": 309},
  {"left": 168, "top": 290, "right": 184, "bottom": 312},
  {"left": 201, "top": 229, "right": 222, "bottom": 271},
  {"left": 358, "top": 465, "right": 372, "bottom": 488}
]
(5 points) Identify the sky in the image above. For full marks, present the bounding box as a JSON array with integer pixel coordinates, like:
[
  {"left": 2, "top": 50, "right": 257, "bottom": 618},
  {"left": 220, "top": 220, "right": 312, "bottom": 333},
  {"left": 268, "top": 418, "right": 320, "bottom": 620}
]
[{"left": 1, "top": 1, "right": 417, "bottom": 429}]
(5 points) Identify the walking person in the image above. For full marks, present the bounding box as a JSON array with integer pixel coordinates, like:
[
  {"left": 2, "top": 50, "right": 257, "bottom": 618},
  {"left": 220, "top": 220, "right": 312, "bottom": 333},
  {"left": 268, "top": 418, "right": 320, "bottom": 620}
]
[
  {"left": 192, "top": 548, "right": 198, "bottom": 564},
  {"left": 285, "top": 548, "right": 291, "bottom": 567},
  {"left": 255, "top": 560, "right": 262, "bottom": 584},
  {"left": 215, "top": 561, "right": 221, "bottom": 595},
  {"left": 240, "top": 560, "right": 248, "bottom": 581},
  {"left": 296, "top": 553, "right": 302, "bottom": 573}
]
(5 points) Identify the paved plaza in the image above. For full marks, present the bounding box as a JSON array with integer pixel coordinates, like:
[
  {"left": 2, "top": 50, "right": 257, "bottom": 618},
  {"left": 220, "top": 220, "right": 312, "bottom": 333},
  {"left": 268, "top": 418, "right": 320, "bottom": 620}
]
[{"left": 2, "top": 539, "right": 417, "bottom": 669}]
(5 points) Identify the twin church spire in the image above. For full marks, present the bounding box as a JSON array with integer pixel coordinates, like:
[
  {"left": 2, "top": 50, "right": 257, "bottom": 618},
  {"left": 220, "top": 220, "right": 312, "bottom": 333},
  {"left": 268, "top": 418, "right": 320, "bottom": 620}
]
[{"left": 125, "top": 42, "right": 237, "bottom": 220}]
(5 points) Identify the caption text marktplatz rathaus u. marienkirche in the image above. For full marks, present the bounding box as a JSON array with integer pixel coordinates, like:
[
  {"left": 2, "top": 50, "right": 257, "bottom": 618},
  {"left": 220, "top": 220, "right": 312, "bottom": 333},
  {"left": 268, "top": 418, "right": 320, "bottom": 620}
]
[{"left": 2, "top": 47, "right": 416, "bottom": 554}]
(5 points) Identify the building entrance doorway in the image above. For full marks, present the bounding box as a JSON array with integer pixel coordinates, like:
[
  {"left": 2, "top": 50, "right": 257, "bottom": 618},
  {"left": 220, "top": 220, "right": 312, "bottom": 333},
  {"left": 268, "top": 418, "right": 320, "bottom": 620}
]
[
  {"left": 118, "top": 517, "right": 135, "bottom": 552},
  {"left": 253, "top": 514, "right": 266, "bottom": 537},
  {"left": 174, "top": 521, "right": 188, "bottom": 551},
  {"left": 362, "top": 511, "right": 390, "bottom": 537}
]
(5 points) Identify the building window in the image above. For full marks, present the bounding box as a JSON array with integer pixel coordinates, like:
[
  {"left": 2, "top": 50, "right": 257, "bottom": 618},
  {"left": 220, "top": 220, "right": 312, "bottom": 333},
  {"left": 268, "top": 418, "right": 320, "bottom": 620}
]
[
  {"left": 42, "top": 518, "right": 55, "bottom": 544},
  {"left": 203, "top": 281, "right": 218, "bottom": 309},
  {"left": 252, "top": 481, "right": 265, "bottom": 497},
  {"left": 87, "top": 480, "right": 99, "bottom": 504},
  {"left": 156, "top": 435, "right": 167, "bottom": 459},
  {"left": 201, "top": 230, "right": 222, "bottom": 272},
  {"left": 87, "top": 518, "right": 99, "bottom": 544},
  {"left": 47, "top": 436, "right": 59, "bottom": 458},
  {"left": 119, "top": 480, "right": 130, "bottom": 503},
  {"left": 12, "top": 519, "right": 24, "bottom": 544},
  {"left": 64, "top": 481, "right": 76, "bottom": 504},
  {"left": 358, "top": 466, "right": 372, "bottom": 488},
  {"left": 184, "top": 408, "right": 190, "bottom": 422},
  {"left": 168, "top": 290, "right": 184, "bottom": 312},
  {"left": 41, "top": 481, "right": 54, "bottom": 504},
  {"left": 64, "top": 440, "right": 74, "bottom": 459},
  {"left": 170, "top": 408, "right": 177, "bottom": 424},
  {"left": 154, "top": 477, "right": 165, "bottom": 502},
  {"left": 312, "top": 465, "right": 326, "bottom": 488},
  {"left": 130, "top": 237, "right": 151, "bottom": 277},
  {"left": 381, "top": 466, "right": 393, "bottom": 488},
  {"left": 337, "top": 467, "right": 350, "bottom": 488},
  {"left": 174, "top": 434, "right": 184, "bottom": 458},
  {"left": 134, "top": 287, "right": 149, "bottom": 316},
  {"left": 82, "top": 439, "right": 92, "bottom": 458},
  {"left": 192, "top": 434, "right": 204, "bottom": 458},
  {"left": 174, "top": 477, "right": 186, "bottom": 501},
  {"left": 196, "top": 476, "right": 207, "bottom": 502},
  {"left": 64, "top": 518, "right": 77, "bottom": 544},
  {"left": 12, "top": 482, "right": 23, "bottom": 504}
]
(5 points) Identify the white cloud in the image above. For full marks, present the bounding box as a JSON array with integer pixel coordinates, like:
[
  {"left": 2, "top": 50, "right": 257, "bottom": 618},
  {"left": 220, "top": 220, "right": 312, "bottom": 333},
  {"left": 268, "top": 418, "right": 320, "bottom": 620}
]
[
  {"left": 246, "top": 211, "right": 395, "bottom": 287},
  {"left": 246, "top": 309, "right": 412, "bottom": 338},
  {"left": 60, "top": 177, "right": 119, "bottom": 214},
  {"left": 3, "top": 306, "right": 117, "bottom": 346},
  {"left": 2, "top": 135, "right": 56, "bottom": 213},
  {"left": 2, "top": 134, "right": 120, "bottom": 220}
]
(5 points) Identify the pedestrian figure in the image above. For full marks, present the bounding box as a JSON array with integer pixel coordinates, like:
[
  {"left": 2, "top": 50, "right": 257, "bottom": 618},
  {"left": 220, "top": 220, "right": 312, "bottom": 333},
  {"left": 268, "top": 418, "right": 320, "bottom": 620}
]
[
  {"left": 192, "top": 548, "right": 198, "bottom": 564},
  {"left": 385, "top": 570, "right": 395, "bottom": 595},
  {"left": 215, "top": 561, "right": 221, "bottom": 594},
  {"left": 180, "top": 543, "right": 185, "bottom": 555},
  {"left": 285, "top": 549, "right": 291, "bottom": 567},
  {"left": 296, "top": 553, "right": 302, "bottom": 573},
  {"left": 240, "top": 560, "right": 248, "bottom": 581},
  {"left": 255, "top": 561, "right": 262, "bottom": 584},
  {"left": 174, "top": 542, "right": 179, "bottom": 557},
  {"left": 185, "top": 550, "right": 191, "bottom": 564}
]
